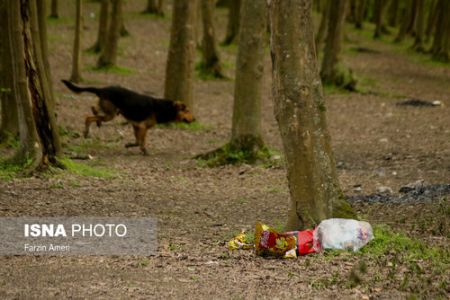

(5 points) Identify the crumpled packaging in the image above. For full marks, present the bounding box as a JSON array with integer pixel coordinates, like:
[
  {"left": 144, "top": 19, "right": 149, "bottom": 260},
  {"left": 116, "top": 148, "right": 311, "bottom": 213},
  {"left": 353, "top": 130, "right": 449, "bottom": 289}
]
[{"left": 254, "top": 222, "right": 297, "bottom": 258}]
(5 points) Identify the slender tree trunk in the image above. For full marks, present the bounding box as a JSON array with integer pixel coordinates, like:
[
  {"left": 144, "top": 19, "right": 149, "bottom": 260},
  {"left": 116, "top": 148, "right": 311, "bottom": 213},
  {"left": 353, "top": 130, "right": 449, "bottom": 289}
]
[
  {"left": 70, "top": 0, "right": 83, "bottom": 82},
  {"left": 222, "top": 0, "right": 241, "bottom": 45},
  {"left": 119, "top": 11, "right": 129, "bottom": 37},
  {"left": 315, "top": 0, "right": 330, "bottom": 49},
  {"left": 270, "top": 0, "right": 355, "bottom": 230},
  {"left": 412, "top": 0, "right": 425, "bottom": 52},
  {"left": 144, "top": 0, "right": 164, "bottom": 16},
  {"left": 425, "top": 0, "right": 437, "bottom": 42},
  {"left": 387, "top": 0, "right": 399, "bottom": 27},
  {"left": 200, "top": 0, "right": 223, "bottom": 78},
  {"left": 230, "top": 0, "right": 266, "bottom": 152},
  {"left": 354, "top": 0, "right": 366, "bottom": 29},
  {"left": 373, "top": 0, "right": 387, "bottom": 39},
  {"left": 8, "top": 0, "right": 62, "bottom": 169},
  {"left": 90, "top": 0, "right": 109, "bottom": 53},
  {"left": 49, "top": 0, "right": 58, "bottom": 18},
  {"left": 0, "top": 0, "right": 18, "bottom": 141},
  {"left": 97, "top": 0, "right": 122, "bottom": 68},
  {"left": 164, "top": 0, "right": 197, "bottom": 112},
  {"left": 320, "top": 0, "right": 355, "bottom": 89},
  {"left": 430, "top": 0, "right": 450, "bottom": 61}
]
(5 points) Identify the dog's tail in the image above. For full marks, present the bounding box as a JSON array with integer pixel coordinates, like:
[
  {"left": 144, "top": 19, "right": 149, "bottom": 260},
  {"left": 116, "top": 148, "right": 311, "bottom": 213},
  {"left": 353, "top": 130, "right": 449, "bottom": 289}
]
[{"left": 61, "top": 80, "right": 101, "bottom": 95}]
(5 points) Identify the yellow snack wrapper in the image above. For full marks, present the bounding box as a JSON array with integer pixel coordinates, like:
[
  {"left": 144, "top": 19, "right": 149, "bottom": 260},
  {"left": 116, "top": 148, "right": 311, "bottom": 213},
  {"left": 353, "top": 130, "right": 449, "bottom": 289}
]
[
  {"left": 255, "top": 222, "right": 297, "bottom": 258},
  {"left": 228, "top": 231, "right": 254, "bottom": 250}
]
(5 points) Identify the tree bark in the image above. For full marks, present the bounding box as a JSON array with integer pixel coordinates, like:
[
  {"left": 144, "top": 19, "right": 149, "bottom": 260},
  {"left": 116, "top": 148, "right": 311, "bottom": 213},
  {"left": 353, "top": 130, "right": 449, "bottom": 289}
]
[
  {"left": 320, "top": 0, "right": 355, "bottom": 89},
  {"left": 425, "top": 0, "right": 437, "bottom": 42},
  {"left": 70, "top": 0, "right": 83, "bottom": 82},
  {"left": 8, "top": 0, "right": 62, "bottom": 169},
  {"left": 98, "top": 0, "right": 122, "bottom": 68},
  {"left": 430, "top": 0, "right": 450, "bottom": 61},
  {"left": 222, "top": 0, "right": 241, "bottom": 45},
  {"left": 144, "top": 0, "right": 164, "bottom": 16},
  {"left": 373, "top": 0, "right": 387, "bottom": 39},
  {"left": 200, "top": 0, "right": 223, "bottom": 78},
  {"left": 412, "top": 0, "right": 425, "bottom": 52},
  {"left": 90, "top": 0, "right": 109, "bottom": 53},
  {"left": 315, "top": 0, "right": 329, "bottom": 49},
  {"left": 230, "top": 0, "right": 266, "bottom": 151},
  {"left": 395, "top": 0, "right": 417, "bottom": 42},
  {"left": 387, "top": 0, "right": 399, "bottom": 27},
  {"left": 49, "top": 0, "right": 58, "bottom": 18},
  {"left": 270, "top": 0, "right": 355, "bottom": 230},
  {"left": 0, "top": 0, "right": 18, "bottom": 141},
  {"left": 164, "top": 0, "right": 197, "bottom": 112},
  {"left": 354, "top": 0, "right": 366, "bottom": 29}
]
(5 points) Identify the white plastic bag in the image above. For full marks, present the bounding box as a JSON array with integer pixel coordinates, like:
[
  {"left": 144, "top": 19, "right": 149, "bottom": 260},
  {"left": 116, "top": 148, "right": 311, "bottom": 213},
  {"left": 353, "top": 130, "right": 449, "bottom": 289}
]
[{"left": 313, "top": 218, "right": 373, "bottom": 252}]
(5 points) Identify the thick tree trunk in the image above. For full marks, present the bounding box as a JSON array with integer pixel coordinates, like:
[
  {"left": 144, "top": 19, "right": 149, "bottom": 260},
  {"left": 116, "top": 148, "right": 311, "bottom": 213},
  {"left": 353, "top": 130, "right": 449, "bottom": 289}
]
[
  {"left": 315, "top": 0, "right": 329, "bottom": 49},
  {"left": 144, "top": 0, "right": 164, "bottom": 16},
  {"left": 373, "top": 0, "right": 387, "bottom": 39},
  {"left": 0, "top": 0, "right": 18, "bottom": 141},
  {"left": 90, "top": 0, "right": 109, "bottom": 53},
  {"left": 412, "top": 0, "right": 425, "bottom": 52},
  {"left": 395, "top": 0, "right": 417, "bottom": 42},
  {"left": 222, "top": 0, "right": 241, "bottom": 45},
  {"left": 98, "top": 0, "right": 122, "bottom": 68},
  {"left": 49, "top": 0, "right": 58, "bottom": 18},
  {"left": 354, "top": 0, "right": 366, "bottom": 29},
  {"left": 164, "top": 0, "right": 197, "bottom": 112},
  {"left": 430, "top": 0, "right": 450, "bottom": 61},
  {"left": 270, "top": 0, "right": 355, "bottom": 230},
  {"left": 230, "top": 0, "right": 266, "bottom": 151},
  {"left": 8, "top": 0, "right": 62, "bottom": 169},
  {"left": 320, "top": 0, "right": 355, "bottom": 89},
  {"left": 200, "top": 0, "right": 223, "bottom": 78},
  {"left": 70, "top": 0, "right": 83, "bottom": 82},
  {"left": 425, "top": 0, "right": 437, "bottom": 42},
  {"left": 387, "top": 0, "right": 399, "bottom": 27}
]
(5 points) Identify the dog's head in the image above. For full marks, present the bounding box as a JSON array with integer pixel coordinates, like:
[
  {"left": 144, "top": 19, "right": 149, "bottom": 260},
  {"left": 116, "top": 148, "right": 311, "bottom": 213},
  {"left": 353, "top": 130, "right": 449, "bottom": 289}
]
[{"left": 174, "top": 101, "right": 195, "bottom": 123}]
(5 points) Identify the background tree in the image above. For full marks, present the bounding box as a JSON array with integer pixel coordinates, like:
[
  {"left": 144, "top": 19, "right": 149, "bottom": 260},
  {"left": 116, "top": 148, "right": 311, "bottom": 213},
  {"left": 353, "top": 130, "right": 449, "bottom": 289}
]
[
  {"left": 200, "top": 0, "right": 224, "bottom": 78},
  {"left": 425, "top": 0, "right": 437, "bottom": 42},
  {"left": 143, "top": 0, "right": 164, "bottom": 16},
  {"left": 0, "top": 0, "right": 18, "bottom": 142},
  {"left": 89, "top": 0, "right": 110, "bottom": 53},
  {"left": 98, "top": 0, "right": 122, "bottom": 68},
  {"left": 430, "top": 0, "right": 450, "bottom": 61},
  {"left": 164, "top": 0, "right": 197, "bottom": 111},
  {"left": 412, "top": 0, "right": 425, "bottom": 52},
  {"left": 354, "top": 0, "right": 366, "bottom": 29},
  {"left": 320, "top": 0, "right": 355, "bottom": 90},
  {"left": 49, "top": 0, "right": 58, "bottom": 18},
  {"left": 387, "top": 0, "right": 399, "bottom": 27},
  {"left": 395, "top": 0, "right": 417, "bottom": 43},
  {"left": 315, "top": 0, "right": 329, "bottom": 49},
  {"left": 373, "top": 0, "right": 388, "bottom": 39},
  {"left": 70, "top": 0, "right": 83, "bottom": 82},
  {"left": 270, "top": 0, "right": 355, "bottom": 230},
  {"left": 7, "top": 0, "right": 62, "bottom": 169},
  {"left": 222, "top": 0, "right": 241, "bottom": 45}
]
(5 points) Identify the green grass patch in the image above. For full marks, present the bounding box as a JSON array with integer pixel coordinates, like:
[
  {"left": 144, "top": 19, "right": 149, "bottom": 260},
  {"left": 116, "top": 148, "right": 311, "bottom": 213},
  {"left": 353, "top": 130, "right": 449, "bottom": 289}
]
[
  {"left": 60, "top": 157, "right": 116, "bottom": 178},
  {"left": 87, "top": 65, "right": 135, "bottom": 75},
  {"left": 156, "top": 121, "right": 211, "bottom": 132},
  {"left": 0, "top": 160, "right": 23, "bottom": 181}
]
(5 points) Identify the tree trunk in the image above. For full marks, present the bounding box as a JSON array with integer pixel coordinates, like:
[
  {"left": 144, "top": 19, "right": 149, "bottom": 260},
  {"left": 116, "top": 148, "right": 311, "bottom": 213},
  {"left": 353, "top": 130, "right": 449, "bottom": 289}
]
[
  {"left": 430, "top": 0, "right": 450, "bottom": 61},
  {"left": 230, "top": 0, "right": 266, "bottom": 152},
  {"left": 49, "top": 0, "right": 58, "bottom": 18},
  {"left": 222, "top": 0, "right": 241, "bottom": 45},
  {"left": 90, "top": 0, "right": 109, "bottom": 53},
  {"left": 144, "top": 0, "right": 164, "bottom": 16},
  {"left": 119, "top": 11, "right": 129, "bottom": 37},
  {"left": 164, "top": 0, "right": 197, "bottom": 112},
  {"left": 0, "top": 0, "right": 18, "bottom": 141},
  {"left": 354, "top": 0, "right": 366, "bottom": 29},
  {"left": 412, "top": 0, "right": 425, "bottom": 52},
  {"left": 97, "top": 0, "right": 122, "bottom": 68},
  {"left": 8, "top": 0, "right": 62, "bottom": 169},
  {"left": 320, "top": 0, "right": 355, "bottom": 89},
  {"left": 373, "top": 0, "right": 387, "bottom": 39},
  {"left": 387, "top": 0, "right": 399, "bottom": 27},
  {"left": 425, "top": 0, "right": 437, "bottom": 42},
  {"left": 269, "top": 0, "right": 355, "bottom": 230},
  {"left": 395, "top": 0, "right": 418, "bottom": 42},
  {"left": 315, "top": 0, "right": 330, "bottom": 49},
  {"left": 70, "top": 0, "right": 83, "bottom": 82},
  {"left": 200, "top": 0, "right": 223, "bottom": 78}
]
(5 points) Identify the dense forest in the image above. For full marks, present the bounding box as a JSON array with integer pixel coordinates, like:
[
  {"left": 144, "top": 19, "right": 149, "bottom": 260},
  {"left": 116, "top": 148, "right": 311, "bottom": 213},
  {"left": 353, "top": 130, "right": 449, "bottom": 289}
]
[{"left": 0, "top": 0, "right": 448, "bottom": 298}]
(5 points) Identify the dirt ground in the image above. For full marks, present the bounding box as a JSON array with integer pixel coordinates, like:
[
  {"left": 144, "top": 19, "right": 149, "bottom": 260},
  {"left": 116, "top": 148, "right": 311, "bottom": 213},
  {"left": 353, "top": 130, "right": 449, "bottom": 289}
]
[{"left": 0, "top": 1, "right": 449, "bottom": 299}]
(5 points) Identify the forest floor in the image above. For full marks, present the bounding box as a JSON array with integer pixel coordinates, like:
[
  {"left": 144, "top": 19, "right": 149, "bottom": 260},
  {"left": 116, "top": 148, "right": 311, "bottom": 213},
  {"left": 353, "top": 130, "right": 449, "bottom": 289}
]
[{"left": 0, "top": 1, "right": 449, "bottom": 299}]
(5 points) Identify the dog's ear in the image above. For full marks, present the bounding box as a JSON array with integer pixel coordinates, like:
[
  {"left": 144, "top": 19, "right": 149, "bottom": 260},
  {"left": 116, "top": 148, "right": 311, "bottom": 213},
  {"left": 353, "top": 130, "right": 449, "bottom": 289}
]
[{"left": 174, "top": 101, "right": 187, "bottom": 111}]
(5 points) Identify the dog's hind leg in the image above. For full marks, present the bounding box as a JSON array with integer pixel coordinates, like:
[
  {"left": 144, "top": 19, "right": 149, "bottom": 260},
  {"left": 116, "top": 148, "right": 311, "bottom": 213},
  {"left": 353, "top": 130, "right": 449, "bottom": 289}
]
[
  {"left": 84, "top": 113, "right": 115, "bottom": 138},
  {"left": 125, "top": 125, "right": 140, "bottom": 148}
]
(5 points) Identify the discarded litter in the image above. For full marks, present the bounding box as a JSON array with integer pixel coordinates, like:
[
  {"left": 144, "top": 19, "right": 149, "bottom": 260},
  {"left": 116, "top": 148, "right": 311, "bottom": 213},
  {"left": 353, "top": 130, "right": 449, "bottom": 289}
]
[{"left": 227, "top": 218, "right": 374, "bottom": 258}]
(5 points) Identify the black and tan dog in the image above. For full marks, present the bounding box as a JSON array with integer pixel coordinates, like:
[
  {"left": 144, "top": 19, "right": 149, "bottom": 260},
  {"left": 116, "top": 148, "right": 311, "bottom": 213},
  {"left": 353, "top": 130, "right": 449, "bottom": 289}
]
[{"left": 62, "top": 80, "right": 194, "bottom": 155}]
